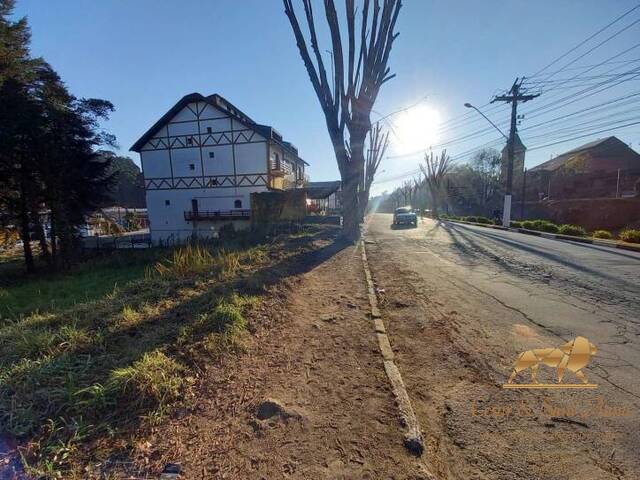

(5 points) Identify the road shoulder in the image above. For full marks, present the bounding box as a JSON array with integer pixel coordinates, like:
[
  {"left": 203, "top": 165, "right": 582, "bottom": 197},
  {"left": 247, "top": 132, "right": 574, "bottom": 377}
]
[{"left": 144, "top": 238, "right": 430, "bottom": 478}]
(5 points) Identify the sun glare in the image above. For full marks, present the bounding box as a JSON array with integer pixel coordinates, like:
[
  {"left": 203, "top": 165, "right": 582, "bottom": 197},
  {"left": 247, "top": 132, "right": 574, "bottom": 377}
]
[{"left": 392, "top": 105, "right": 440, "bottom": 154}]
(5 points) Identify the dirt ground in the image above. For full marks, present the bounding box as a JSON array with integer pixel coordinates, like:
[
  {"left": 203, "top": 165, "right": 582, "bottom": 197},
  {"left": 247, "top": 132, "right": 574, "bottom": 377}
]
[
  {"left": 140, "top": 233, "right": 432, "bottom": 479},
  {"left": 104, "top": 215, "right": 640, "bottom": 479}
]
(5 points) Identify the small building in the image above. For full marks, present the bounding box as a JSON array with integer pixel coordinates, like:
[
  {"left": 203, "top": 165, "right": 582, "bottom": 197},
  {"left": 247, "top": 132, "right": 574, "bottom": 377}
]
[
  {"left": 501, "top": 133, "right": 526, "bottom": 200},
  {"left": 305, "top": 181, "right": 342, "bottom": 214},
  {"left": 527, "top": 136, "right": 640, "bottom": 200},
  {"left": 131, "top": 93, "right": 307, "bottom": 243}
]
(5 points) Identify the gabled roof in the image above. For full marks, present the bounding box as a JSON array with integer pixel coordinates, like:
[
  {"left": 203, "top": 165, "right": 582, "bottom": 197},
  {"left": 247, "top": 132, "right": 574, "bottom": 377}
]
[
  {"left": 529, "top": 136, "right": 633, "bottom": 172},
  {"left": 130, "top": 93, "right": 308, "bottom": 164},
  {"left": 501, "top": 133, "right": 526, "bottom": 155}
]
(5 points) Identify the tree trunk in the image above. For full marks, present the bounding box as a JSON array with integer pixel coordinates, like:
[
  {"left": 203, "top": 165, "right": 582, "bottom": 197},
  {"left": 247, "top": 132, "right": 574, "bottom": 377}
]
[
  {"left": 34, "top": 219, "right": 51, "bottom": 265},
  {"left": 342, "top": 128, "right": 367, "bottom": 241},
  {"left": 19, "top": 164, "right": 35, "bottom": 273},
  {"left": 430, "top": 189, "right": 439, "bottom": 218},
  {"left": 342, "top": 168, "right": 361, "bottom": 241}
]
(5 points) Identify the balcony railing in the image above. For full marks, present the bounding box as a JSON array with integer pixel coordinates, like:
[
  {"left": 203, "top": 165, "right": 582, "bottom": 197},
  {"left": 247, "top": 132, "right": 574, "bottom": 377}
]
[
  {"left": 269, "top": 166, "right": 286, "bottom": 177},
  {"left": 184, "top": 209, "right": 251, "bottom": 221}
]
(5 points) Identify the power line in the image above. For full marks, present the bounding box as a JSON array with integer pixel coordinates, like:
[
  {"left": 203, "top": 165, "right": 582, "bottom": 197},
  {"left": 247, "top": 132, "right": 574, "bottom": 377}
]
[
  {"left": 526, "top": 120, "right": 640, "bottom": 151},
  {"left": 528, "top": 4, "right": 640, "bottom": 79}
]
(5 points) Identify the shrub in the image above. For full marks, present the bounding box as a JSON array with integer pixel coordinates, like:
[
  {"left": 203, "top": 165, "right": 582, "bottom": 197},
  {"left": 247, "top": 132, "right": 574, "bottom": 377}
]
[
  {"left": 521, "top": 219, "right": 558, "bottom": 232},
  {"left": 592, "top": 230, "right": 613, "bottom": 240},
  {"left": 475, "top": 217, "right": 492, "bottom": 224},
  {"left": 510, "top": 221, "right": 523, "bottom": 228},
  {"left": 619, "top": 229, "right": 640, "bottom": 243},
  {"left": 557, "top": 224, "right": 587, "bottom": 237},
  {"left": 465, "top": 216, "right": 478, "bottom": 223},
  {"left": 535, "top": 221, "right": 559, "bottom": 233}
]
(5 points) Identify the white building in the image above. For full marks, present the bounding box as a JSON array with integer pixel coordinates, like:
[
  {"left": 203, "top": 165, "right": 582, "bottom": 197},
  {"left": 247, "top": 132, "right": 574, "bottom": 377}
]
[{"left": 131, "top": 93, "right": 307, "bottom": 243}]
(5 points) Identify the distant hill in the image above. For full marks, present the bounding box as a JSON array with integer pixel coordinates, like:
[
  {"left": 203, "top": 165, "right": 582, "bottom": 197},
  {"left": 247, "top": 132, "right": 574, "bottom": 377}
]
[{"left": 102, "top": 153, "right": 146, "bottom": 208}]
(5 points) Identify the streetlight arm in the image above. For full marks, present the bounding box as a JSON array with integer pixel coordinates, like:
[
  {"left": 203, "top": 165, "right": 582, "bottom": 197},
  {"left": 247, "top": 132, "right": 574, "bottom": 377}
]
[{"left": 464, "top": 103, "right": 509, "bottom": 140}]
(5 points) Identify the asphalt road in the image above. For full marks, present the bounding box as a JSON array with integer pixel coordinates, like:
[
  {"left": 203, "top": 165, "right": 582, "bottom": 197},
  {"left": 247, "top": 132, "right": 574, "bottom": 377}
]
[
  {"left": 369, "top": 213, "right": 640, "bottom": 395},
  {"left": 364, "top": 213, "right": 640, "bottom": 478}
]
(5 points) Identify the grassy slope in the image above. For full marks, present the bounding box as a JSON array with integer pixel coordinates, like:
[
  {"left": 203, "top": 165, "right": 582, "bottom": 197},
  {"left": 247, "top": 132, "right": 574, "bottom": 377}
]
[
  {"left": 0, "top": 228, "right": 332, "bottom": 478},
  {"left": 0, "top": 251, "right": 160, "bottom": 320}
]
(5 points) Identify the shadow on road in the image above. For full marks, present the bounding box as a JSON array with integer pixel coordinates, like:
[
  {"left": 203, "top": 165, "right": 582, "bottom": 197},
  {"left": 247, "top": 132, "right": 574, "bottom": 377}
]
[{"left": 445, "top": 223, "right": 640, "bottom": 291}]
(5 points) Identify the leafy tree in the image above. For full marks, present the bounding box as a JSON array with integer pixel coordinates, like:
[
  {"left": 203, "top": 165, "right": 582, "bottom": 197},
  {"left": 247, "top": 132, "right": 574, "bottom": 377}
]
[
  {"left": 446, "top": 148, "right": 501, "bottom": 216},
  {"left": 103, "top": 153, "right": 146, "bottom": 208}
]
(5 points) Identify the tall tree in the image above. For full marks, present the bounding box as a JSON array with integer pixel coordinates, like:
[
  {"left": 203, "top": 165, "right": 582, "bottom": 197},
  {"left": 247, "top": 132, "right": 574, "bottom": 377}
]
[
  {"left": 283, "top": 0, "right": 401, "bottom": 240},
  {"left": 0, "top": 1, "right": 115, "bottom": 271},
  {"left": 419, "top": 150, "right": 452, "bottom": 217},
  {"left": 0, "top": 0, "right": 43, "bottom": 271},
  {"left": 37, "top": 70, "right": 115, "bottom": 267},
  {"left": 359, "top": 122, "right": 389, "bottom": 221}
]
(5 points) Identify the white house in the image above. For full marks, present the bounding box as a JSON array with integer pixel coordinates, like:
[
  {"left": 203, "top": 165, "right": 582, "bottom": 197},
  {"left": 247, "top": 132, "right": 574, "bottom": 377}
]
[{"left": 131, "top": 93, "right": 307, "bottom": 243}]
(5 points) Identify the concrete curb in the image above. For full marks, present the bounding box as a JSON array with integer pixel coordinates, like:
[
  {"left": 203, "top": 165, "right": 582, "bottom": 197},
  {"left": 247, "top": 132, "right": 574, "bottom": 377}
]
[
  {"left": 444, "top": 220, "right": 640, "bottom": 253},
  {"left": 360, "top": 241, "right": 425, "bottom": 457}
]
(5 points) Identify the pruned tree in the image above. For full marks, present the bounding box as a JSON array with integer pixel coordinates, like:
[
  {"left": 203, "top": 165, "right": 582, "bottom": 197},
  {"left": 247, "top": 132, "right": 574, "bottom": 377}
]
[
  {"left": 359, "top": 122, "right": 389, "bottom": 220},
  {"left": 283, "top": 0, "right": 401, "bottom": 240},
  {"left": 419, "top": 149, "right": 452, "bottom": 217}
]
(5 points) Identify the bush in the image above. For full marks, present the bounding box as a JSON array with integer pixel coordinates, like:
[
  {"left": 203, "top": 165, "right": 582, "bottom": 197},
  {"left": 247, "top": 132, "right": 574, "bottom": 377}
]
[
  {"left": 465, "top": 216, "right": 478, "bottom": 223},
  {"left": 535, "top": 221, "right": 559, "bottom": 233},
  {"left": 520, "top": 219, "right": 558, "bottom": 232},
  {"left": 592, "top": 230, "right": 613, "bottom": 240},
  {"left": 557, "top": 224, "right": 587, "bottom": 237},
  {"left": 619, "top": 229, "right": 640, "bottom": 243},
  {"left": 510, "top": 221, "right": 523, "bottom": 228},
  {"left": 475, "top": 217, "right": 492, "bottom": 224}
]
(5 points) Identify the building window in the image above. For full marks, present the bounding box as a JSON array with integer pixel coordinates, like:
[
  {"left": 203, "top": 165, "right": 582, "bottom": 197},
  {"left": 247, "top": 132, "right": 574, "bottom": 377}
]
[
  {"left": 165, "top": 200, "right": 170, "bottom": 206},
  {"left": 274, "top": 153, "right": 280, "bottom": 170},
  {"left": 187, "top": 136, "right": 193, "bottom": 145},
  {"left": 209, "top": 151, "right": 215, "bottom": 158},
  {"left": 234, "top": 199, "right": 242, "bottom": 209},
  {"left": 189, "top": 163, "right": 195, "bottom": 170},
  {"left": 206, "top": 126, "right": 212, "bottom": 134}
]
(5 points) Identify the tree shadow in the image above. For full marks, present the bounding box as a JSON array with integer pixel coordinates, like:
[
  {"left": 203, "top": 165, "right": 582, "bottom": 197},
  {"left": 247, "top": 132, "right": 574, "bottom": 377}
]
[
  {"left": 443, "top": 223, "right": 640, "bottom": 291},
  {"left": 0, "top": 226, "right": 349, "bottom": 474}
]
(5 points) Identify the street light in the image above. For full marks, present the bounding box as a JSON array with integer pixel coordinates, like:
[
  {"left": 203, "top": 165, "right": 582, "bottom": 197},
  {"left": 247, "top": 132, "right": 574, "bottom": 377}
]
[
  {"left": 464, "top": 102, "right": 511, "bottom": 227},
  {"left": 464, "top": 103, "right": 508, "bottom": 140}
]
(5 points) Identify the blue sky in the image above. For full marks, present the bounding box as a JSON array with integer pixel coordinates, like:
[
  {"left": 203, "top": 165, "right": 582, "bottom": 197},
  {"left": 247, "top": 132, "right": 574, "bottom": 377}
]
[{"left": 14, "top": 0, "right": 640, "bottom": 194}]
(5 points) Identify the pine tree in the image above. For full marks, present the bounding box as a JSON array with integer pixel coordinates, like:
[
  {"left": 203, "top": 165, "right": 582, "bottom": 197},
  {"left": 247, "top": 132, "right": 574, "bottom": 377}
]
[{"left": 0, "top": 0, "right": 116, "bottom": 271}]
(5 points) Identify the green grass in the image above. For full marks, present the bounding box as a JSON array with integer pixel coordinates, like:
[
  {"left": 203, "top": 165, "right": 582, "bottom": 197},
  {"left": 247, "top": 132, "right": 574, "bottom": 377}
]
[
  {"left": 0, "top": 251, "right": 162, "bottom": 321},
  {"left": 0, "top": 228, "right": 332, "bottom": 477}
]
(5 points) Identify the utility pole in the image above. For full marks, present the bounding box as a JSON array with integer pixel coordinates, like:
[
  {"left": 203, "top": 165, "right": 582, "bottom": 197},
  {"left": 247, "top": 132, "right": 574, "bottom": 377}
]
[
  {"left": 521, "top": 168, "right": 527, "bottom": 219},
  {"left": 491, "top": 78, "right": 539, "bottom": 227}
]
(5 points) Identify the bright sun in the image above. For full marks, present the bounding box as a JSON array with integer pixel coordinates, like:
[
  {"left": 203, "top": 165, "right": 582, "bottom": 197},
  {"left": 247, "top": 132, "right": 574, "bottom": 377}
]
[{"left": 392, "top": 105, "right": 440, "bottom": 154}]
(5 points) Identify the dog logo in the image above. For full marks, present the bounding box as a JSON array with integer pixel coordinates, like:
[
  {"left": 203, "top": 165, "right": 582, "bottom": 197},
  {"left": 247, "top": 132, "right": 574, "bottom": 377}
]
[{"left": 503, "top": 336, "right": 598, "bottom": 389}]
